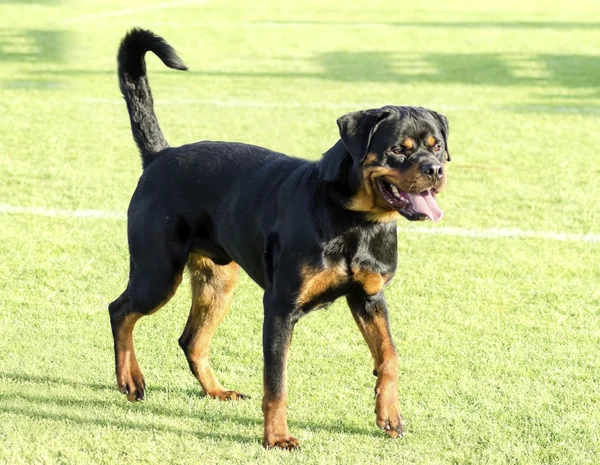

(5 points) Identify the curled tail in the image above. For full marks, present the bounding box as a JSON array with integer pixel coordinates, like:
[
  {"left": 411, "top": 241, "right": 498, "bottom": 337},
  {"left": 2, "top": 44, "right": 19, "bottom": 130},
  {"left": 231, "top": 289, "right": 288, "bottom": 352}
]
[{"left": 118, "top": 28, "right": 187, "bottom": 168}]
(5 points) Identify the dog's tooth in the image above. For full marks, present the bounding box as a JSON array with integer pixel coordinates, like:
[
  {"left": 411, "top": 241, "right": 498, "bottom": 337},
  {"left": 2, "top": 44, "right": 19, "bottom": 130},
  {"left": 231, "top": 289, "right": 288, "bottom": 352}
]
[{"left": 391, "top": 185, "right": 400, "bottom": 198}]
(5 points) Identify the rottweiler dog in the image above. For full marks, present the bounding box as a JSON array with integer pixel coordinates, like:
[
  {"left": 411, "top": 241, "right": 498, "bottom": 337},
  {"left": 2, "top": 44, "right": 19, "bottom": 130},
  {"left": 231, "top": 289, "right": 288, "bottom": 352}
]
[{"left": 109, "top": 28, "right": 450, "bottom": 450}]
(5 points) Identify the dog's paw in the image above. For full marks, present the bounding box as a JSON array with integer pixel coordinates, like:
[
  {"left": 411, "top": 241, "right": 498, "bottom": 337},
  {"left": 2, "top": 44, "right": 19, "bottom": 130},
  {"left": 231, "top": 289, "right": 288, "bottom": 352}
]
[
  {"left": 263, "top": 435, "right": 300, "bottom": 450},
  {"left": 209, "top": 390, "right": 249, "bottom": 401},
  {"left": 375, "top": 389, "right": 404, "bottom": 438},
  {"left": 117, "top": 373, "right": 146, "bottom": 402}
]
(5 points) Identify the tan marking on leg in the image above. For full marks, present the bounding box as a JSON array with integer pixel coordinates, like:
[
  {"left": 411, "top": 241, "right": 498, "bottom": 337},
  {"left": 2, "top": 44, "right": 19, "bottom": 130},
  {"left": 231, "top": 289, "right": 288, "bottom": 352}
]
[
  {"left": 352, "top": 312, "right": 397, "bottom": 373},
  {"left": 352, "top": 310, "right": 403, "bottom": 438},
  {"left": 180, "top": 254, "right": 244, "bottom": 400},
  {"left": 296, "top": 264, "right": 348, "bottom": 308},
  {"left": 262, "top": 393, "right": 298, "bottom": 449},
  {"left": 262, "top": 341, "right": 298, "bottom": 450},
  {"left": 113, "top": 310, "right": 146, "bottom": 402},
  {"left": 352, "top": 268, "right": 385, "bottom": 295},
  {"left": 110, "top": 266, "right": 183, "bottom": 402}
]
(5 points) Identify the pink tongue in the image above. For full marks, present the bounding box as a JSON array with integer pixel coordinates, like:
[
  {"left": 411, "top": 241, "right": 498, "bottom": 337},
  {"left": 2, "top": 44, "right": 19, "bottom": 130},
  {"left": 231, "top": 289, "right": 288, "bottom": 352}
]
[{"left": 407, "top": 191, "right": 444, "bottom": 222}]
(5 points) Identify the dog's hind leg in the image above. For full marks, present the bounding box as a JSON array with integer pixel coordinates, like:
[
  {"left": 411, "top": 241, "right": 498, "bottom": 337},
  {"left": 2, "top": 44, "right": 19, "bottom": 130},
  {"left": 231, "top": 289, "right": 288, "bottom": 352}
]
[
  {"left": 178, "top": 253, "right": 246, "bottom": 400},
  {"left": 109, "top": 234, "right": 187, "bottom": 402}
]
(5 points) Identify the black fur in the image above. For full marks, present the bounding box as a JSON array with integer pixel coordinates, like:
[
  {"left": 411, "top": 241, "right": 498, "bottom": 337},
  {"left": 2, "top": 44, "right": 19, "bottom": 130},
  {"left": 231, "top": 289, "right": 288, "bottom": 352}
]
[
  {"left": 109, "top": 28, "right": 450, "bottom": 448},
  {"left": 337, "top": 109, "right": 393, "bottom": 163},
  {"left": 118, "top": 28, "right": 187, "bottom": 167}
]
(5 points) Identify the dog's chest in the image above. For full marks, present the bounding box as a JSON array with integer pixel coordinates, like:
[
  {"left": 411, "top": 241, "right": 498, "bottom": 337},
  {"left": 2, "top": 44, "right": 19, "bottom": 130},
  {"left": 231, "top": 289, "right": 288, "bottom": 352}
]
[{"left": 295, "top": 226, "right": 397, "bottom": 310}]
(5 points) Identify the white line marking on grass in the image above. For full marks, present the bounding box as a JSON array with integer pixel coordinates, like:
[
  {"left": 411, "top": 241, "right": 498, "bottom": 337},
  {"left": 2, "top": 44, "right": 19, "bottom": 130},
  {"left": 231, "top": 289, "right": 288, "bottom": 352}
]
[
  {"left": 2, "top": 204, "right": 599, "bottom": 243},
  {"left": 172, "top": 21, "right": 387, "bottom": 29},
  {"left": 399, "top": 226, "right": 600, "bottom": 243},
  {"left": 195, "top": 20, "right": 600, "bottom": 30},
  {"left": 79, "top": 98, "right": 600, "bottom": 115},
  {"left": 0, "top": 205, "right": 125, "bottom": 220},
  {"left": 250, "top": 21, "right": 385, "bottom": 29},
  {"left": 64, "top": 0, "right": 211, "bottom": 24}
]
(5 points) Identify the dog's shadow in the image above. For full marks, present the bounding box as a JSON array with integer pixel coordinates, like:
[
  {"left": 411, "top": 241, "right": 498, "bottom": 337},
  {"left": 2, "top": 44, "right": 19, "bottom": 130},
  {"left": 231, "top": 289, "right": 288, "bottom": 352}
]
[{"left": 0, "top": 371, "right": 379, "bottom": 444}]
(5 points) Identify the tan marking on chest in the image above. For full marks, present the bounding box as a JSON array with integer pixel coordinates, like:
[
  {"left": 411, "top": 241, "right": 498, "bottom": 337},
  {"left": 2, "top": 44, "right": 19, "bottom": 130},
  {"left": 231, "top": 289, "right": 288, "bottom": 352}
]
[
  {"left": 367, "top": 210, "right": 401, "bottom": 223},
  {"left": 296, "top": 264, "right": 348, "bottom": 307},
  {"left": 352, "top": 268, "right": 385, "bottom": 295}
]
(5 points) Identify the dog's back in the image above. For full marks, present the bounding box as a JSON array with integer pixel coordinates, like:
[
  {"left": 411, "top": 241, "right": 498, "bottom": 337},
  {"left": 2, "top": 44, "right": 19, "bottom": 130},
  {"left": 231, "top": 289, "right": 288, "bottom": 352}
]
[{"left": 118, "top": 28, "right": 312, "bottom": 281}]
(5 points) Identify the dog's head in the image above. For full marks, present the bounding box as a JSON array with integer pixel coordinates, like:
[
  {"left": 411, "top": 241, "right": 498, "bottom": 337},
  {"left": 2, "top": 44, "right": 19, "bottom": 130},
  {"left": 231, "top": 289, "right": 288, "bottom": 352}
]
[{"left": 322, "top": 106, "right": 450, "bottom": 223}]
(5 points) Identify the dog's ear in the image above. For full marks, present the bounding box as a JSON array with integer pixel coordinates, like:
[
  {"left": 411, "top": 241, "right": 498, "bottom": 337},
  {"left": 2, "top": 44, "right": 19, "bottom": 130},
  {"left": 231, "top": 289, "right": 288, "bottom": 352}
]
[
  {"left": 337, "top": 109, "right": 392, "bottom": 164},
  {"left": 430, "top": 110, "right": 450, "bottom": 161}
]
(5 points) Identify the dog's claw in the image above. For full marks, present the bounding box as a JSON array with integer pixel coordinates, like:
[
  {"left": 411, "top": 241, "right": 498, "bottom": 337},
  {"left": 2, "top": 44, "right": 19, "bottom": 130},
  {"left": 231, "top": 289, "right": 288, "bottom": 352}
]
[
  {"left": 263, "top": 435, "right": 300, "bottom": 450},
  {"left": 117, "top": 375, "right": 146, "bottom": 402}
]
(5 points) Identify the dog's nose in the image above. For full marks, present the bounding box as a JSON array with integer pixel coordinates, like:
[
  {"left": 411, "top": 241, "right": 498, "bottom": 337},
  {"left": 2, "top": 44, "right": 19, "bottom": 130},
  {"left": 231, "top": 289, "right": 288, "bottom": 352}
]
[{"left": 421, "top": 162, "right": 444, "bottom": 180}]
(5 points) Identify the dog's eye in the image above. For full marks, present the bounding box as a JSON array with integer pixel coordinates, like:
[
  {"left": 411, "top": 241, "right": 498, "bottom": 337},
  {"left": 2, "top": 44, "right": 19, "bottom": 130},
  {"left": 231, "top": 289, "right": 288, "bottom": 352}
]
[
  {"left": 391, "top": 147, "right": 404, "bottom": 155},
  {"left": 433, "top": 144, "right": 442, "bottom": 152}
]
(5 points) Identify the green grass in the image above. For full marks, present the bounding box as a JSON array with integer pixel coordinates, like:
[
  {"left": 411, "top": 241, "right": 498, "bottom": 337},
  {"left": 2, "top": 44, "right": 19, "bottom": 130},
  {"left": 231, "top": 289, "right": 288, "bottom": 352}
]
[{"left": 1, "top": 0, "right": 600, "bottom": 463}]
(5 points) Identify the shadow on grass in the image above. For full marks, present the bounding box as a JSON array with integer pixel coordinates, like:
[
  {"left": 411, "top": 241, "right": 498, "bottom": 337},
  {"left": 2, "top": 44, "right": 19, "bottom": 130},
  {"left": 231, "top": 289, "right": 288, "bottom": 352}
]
[
  {"left": 0, "top": 372, "right": 379, "bottom": 439},
  {"left": 2, "top": 371, "right": 174, "bottom": 394},
  {"left": 0, "top": 401, "right": 257, "bottom": 444},
  {"left": 2, "top": 371, "right": 226, "bottom": 399},
  {"left": 37, "top": 52, "right": 600, "bottom": 89},
  {"left": 37, "top": 51, "right": 600, "bottom": 111},
  {"left": 0, "top": 29, "right": 70, "bottom": 89},
  {"left": 0, "top": 29, "right": 68, "bottom": 63}
]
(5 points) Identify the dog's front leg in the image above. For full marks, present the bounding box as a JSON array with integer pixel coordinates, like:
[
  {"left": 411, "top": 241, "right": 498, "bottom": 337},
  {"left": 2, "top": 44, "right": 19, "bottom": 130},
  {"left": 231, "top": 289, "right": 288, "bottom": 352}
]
[
  {"left": 346, "top": 292, "right": 404, "bottom": 438},
  {"left": 261, "top": 290, "right": 299, "bottom": 450}
]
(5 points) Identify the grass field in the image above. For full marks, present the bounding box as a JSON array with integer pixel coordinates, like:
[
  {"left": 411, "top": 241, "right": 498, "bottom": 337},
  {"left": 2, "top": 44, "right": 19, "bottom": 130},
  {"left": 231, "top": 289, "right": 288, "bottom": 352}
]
[{"left": 1, "top": 0, "right": 600, "bottom": 463}]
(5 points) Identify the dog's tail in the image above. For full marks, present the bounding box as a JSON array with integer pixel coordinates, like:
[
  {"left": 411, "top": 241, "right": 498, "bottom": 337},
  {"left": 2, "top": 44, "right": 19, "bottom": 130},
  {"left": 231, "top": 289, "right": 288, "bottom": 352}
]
[{"left": 118, "top": 28, "right": 187, "bottom": 168}]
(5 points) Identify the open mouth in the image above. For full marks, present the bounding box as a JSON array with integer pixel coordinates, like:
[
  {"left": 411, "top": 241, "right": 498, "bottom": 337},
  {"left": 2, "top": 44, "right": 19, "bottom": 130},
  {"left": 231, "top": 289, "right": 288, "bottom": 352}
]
[{"left": 375, "top": 179, "right": 444, "bottom": 222}]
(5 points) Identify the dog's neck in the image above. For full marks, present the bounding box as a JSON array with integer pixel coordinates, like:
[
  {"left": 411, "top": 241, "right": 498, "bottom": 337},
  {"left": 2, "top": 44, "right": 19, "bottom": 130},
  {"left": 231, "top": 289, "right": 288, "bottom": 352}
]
[
  {"left": 316, "top": 140, "right": 367, "bottom": 217},
  {"left": 317, "top": 140, "right": 361, "bottom": 191}
]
